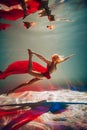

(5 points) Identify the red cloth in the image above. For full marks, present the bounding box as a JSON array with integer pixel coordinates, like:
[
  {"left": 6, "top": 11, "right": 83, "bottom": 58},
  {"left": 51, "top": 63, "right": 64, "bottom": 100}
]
[
  {"left": 0, "top": 60, "right": 51, "bottom": 79},
  {"left": 0, "top": 108, "right": 23, "bottom": 118},
  {"left": 0, "top": 10, "right": 24, "bottom": 20},
  {"left": 0, "top": 0, "right": 41, "bottom": 20},
  {"left": 42, "top": 71, "right": 51, "bottom": 79},
  {"left": 0, "top": 23, "right": 10, "bottom": 30},
  {"left": 2, "top": 106, "right": 49, "bottom": 130}
]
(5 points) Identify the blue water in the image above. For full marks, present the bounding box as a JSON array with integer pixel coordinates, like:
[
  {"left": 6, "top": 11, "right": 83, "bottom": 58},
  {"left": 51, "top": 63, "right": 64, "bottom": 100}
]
[{"left": 0, "top": 0, "right": 87, "bottom": 93}]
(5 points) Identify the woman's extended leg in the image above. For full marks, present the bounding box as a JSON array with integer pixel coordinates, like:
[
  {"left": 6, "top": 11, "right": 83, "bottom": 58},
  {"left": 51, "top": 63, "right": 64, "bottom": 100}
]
[
  {"left": 27, "top": 49, "right": 45, "bottom": 79},
  {"left": 7, "top": 78, "right": 41, "bottom": 95},
  {"left": 20, "top": 0, "right": 27, "bottom": 19}
]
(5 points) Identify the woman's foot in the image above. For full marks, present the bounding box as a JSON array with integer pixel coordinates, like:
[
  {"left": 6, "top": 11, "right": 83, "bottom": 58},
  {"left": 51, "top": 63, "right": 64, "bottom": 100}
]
[{"left": 28, "top": 49, "right": 32, "bottom": 55}]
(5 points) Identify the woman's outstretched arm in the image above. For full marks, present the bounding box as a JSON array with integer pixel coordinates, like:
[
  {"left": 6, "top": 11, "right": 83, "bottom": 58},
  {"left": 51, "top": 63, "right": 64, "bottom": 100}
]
[
  {"left": 59, "top": 54, "right": 75, "bottom": 63},
  {"left": 32, "top": 51, "right": 51, "bottom": 64}
]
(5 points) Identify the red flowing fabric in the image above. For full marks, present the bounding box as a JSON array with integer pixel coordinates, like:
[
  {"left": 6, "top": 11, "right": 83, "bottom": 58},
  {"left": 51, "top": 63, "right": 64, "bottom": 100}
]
[
  {"left": 0, "top": 101, "right": 67, "bottom": 130},
  {"left": 2, "top": 106, "right": 49, "bottom": 130},
  {"left": 0, "top": 23, "right": 10, "bottom": 30},
  {"left": 26, "top": 0, "right": 41, "bottom": 14},
  {"left": 0, "top": 0, "right": 41, "bottom": 21},
  {"left": 0, "top": 108, "right": 24, "bottom": 118},
  {"left": 0, "top": 60, "right": 47, "bottom": 79},
  {"left": 0, "top": 10, "right": 24, "bottom": 21}
]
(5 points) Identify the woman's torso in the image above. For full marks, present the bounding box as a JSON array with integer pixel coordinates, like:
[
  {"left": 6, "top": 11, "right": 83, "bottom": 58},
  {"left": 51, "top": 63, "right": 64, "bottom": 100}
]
[{"left": 47, "top": 62, "right": 57, "bottom": 74}]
